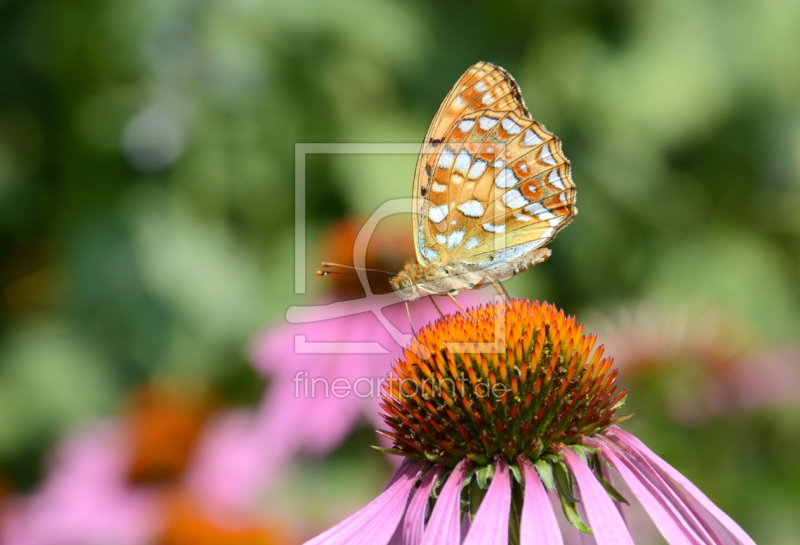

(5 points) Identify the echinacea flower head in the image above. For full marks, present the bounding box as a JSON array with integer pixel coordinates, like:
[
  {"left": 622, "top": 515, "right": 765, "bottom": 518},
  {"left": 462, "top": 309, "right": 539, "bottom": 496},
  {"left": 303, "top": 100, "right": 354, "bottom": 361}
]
[
  {"left": 304, "top": 299, "right": 757, "bottom": 545},
  {"left": 381, "top": 299, "right": 624, "bottom": 467}
]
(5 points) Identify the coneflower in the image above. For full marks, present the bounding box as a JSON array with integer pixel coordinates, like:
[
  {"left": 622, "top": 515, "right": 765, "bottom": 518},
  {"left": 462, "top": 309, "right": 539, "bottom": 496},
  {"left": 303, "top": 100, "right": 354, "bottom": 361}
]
[{"left": 302, "top": 299, "right": 756, "bottom": 545}]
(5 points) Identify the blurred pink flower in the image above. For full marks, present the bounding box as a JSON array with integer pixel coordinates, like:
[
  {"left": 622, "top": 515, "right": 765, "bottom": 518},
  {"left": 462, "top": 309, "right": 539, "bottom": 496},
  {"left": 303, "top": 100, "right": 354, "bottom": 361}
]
[
  {"left": 0, "top": 386, "right": 292, "bottom": 545},
  {"left": 594, "top": 304, "right": 800, "bottom": 421},
  {"left": 0, "top": 422, "right": 159, "bottom": 545}
]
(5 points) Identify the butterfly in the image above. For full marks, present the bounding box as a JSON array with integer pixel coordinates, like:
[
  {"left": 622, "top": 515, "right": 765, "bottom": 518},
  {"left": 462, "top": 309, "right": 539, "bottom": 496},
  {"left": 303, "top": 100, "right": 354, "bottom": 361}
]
[{"left": 389, "top": 61, "right": 577, "bottom": 302}]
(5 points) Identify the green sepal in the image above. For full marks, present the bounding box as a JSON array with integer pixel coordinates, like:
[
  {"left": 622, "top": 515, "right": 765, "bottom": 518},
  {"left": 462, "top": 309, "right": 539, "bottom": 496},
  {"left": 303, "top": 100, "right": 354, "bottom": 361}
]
[
  {"left": 559, "top": 494, "right": 592, "bottom": 534},
  {"left": 371, "top": 445, "right": 412, "bottom": 457},
  {"left": 508, "top": 462, "right": 523, "bottom": 484},
  {"left": 534, "top": 459, "right": 555, "bottom": 492},
  {"left": 467, "top": 475, "right": 486, "bottom": 521},
  {"left": 591, "top": 454, "right": 629, "bottom": 505},
  {"left": 509, "top": 477, "right": 524, "bottom": 545},
  {"left": 429, "top": 468, "right": 450, "bottom": 500},
  {"left": 424, "top": 451, "right": 443, "bottom": 462},
  {"left": 569, "top": 444, "right": 597, "bottom": 465},
  {"left": 553, "top": 461, "right": 578, "bottom": 503},
  {"left": 475, "top": 464, "right": 495, "bottom": 489},
  {"left": 611, "top": 394, "right": 627, "bottom": 411}
]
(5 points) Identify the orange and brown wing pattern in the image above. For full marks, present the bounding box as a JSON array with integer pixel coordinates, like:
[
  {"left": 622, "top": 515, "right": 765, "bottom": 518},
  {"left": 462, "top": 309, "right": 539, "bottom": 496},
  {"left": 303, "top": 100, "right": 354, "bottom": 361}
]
[
  {"left": 412, "top": 62, "right": 532, "bottom": 264},
  {"left": 412, "top": 62, "right": 576, "bottom": 270}
]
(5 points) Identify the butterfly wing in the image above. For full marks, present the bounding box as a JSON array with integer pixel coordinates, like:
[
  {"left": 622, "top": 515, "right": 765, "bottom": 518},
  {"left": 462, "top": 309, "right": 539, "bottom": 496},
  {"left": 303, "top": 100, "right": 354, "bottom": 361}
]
[
  {"left": 412, "top": 62, "right": 576, "bottom": 275},
  {"left": 412, "top": 62, "right": 532, "bottom": 265}
]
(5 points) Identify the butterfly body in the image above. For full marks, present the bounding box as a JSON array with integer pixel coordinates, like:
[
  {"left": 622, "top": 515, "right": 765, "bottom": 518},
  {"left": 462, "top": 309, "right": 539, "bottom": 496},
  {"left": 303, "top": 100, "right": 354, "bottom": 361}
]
[
  {"left": 390, "top": 62, "right": 577, "bottom": 302},
  {"left": 390, "top": 248, "right": 552, "bottom": 301}
]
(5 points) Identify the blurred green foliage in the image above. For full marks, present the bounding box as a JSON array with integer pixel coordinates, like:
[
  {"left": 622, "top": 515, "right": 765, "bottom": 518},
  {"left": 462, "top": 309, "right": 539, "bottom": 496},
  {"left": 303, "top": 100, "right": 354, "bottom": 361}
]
[{"left": 1, "top": 0, "right": 799, "bottom": 542}]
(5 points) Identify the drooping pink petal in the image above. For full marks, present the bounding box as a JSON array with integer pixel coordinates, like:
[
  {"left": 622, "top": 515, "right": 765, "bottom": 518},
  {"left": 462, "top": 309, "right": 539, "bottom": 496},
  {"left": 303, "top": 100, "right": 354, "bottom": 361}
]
[
  {"left": 606, "top": 427, "right": 756, "bottom": 545},
  {"left": 303, "top": 460, "right": 427, "bottom": 545},
  {"left": 463, "top": 459, "right": 512, "bottom": 545},
  {"left": 560, "top": 446, "right": 634, "bottom": 545},
  {"left": 402, "top": 465, "right": 443, "bottom": 545},
  {"left": 587, "top": 436, "right": 703, "bottom": 545},
  {"left": 420, "top": 461, "right": 468, "bottom": 545},
  {"left": 519, "top": 457, "right": 563, "bottom": 545}
]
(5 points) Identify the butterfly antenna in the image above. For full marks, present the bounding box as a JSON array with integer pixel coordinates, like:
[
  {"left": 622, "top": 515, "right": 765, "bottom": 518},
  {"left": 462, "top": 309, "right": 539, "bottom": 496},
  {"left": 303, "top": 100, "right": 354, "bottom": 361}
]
[
  {"left": 319, "top": 262, "right": 395, "bottom": 277},
  {"left": 427, "top": 295, "right": 445, "bottom": 318}
]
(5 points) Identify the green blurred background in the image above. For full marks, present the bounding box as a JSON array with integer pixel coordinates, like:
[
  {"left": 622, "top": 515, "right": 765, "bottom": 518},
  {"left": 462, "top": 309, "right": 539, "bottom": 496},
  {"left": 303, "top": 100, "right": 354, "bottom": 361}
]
[{"left": 1, "top": 0, "right": 799, "bottom": 542}]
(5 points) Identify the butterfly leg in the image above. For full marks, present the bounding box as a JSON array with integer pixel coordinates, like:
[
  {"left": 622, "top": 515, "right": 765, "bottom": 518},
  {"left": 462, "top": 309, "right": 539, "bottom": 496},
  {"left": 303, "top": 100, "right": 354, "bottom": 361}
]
[
  {"left": 404, "top": 300, "right": 416, "bottom": 336},
  {"left": 447, "top": 292, "right": 467, "bottom": 314},
  {"left": 428, "top": 295, "right": 445, "bottom": 318},
  {"left": 488, "top": 277, "right": 511, "bottom": 300}
]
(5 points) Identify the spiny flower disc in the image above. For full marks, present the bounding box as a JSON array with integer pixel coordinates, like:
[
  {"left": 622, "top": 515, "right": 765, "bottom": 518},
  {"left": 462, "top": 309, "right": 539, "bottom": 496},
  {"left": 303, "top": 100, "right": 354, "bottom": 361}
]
[{"left": 380, "top": 299, "right": 627, "bottom": 467}]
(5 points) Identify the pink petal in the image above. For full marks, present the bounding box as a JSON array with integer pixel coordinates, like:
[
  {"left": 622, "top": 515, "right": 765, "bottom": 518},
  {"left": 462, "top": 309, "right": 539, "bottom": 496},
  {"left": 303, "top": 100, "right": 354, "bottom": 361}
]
[
  {"left": 463, "top": 459, "right": 512, "bottom": 545},
  {"left": 588, "top": 436, "right": 704, "bottom": 545},
  {"left": 607, "top": 427, "right": 756, "bottom": 545},
  {"left": 420, "top": 461, "right": 468, "bottom": 545},
  {"left": 303, "top": 460, "right": 427, "bottom": 545},
  {"left": 402, "top": 465, "right": 443, "bottom": 545},
  {"left": 560, "top": 446, "right": 635, "bottom": 545},
  {"left": 520, "top": 458, "right": 563, "bottom": 545}
]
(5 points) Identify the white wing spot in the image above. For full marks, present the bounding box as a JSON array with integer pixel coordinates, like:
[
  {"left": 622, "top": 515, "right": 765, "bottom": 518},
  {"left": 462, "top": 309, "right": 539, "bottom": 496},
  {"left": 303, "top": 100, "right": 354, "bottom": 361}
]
[
  {"left": 447, "top": 230, "right": 465, "bottom": 248},
  {"left": 514, "top": 212, "right": 532, "bottom": 222},
  {"left": 548, "top": 169, "right": 565, "bottom": 190},
  {"left": 492, "top": 159, "right": 505, "bottom": 168},
  {"left": 454, "top": 150, "right": 472, "bottom": 173},
  {"left": 438, "top": 148, "right": 455, "bottom": 169},
  {"left": 431, "top": 182, "right": 447, "bottom": 192},
  {"left": 436, "top": 234, "right": 446, "bottom": 244},
  {"left": 483, "top": 223, "right": 506, "bottom": 233},
  {"left": 428, "top": 204, "right": 449, "bottom": 224},
  {"left": 548, "top": 216, "right": 563, "bottom": 228},
  {"left": 519, "top": 162, "right": 529, "bottom": 173},
  {"left": 559, "top": 193, "right": 568, "bottom": 203},
  {"left": 464, "top": 237, "right": 479, "bottom": 250},
  {"left": 467, "top": 159, "right": 488, "bottom": 180},
  {"left": 451, "top": 220, "right": 457, "bottom": 225},
  {"left": 503, "top": 189, "right": 529, "bottom": 209},
  {"left": 475, "top": 82, "right": 487, "bottom": 92},
  {"left": 502, "top": 118, "right": 522, "bottom": 135},
  {"left": 539, "top": 144, "right": 557, "bottom": 165},
  {"left": 481, "top": 93, "right": 494, "bottom": 105},
  {"left": 495, "top": 168, "right": 519, "bottom": 188},
  {"left": 453, "top": 96, "right": 467, "bottom": 108},
  {"left": 525, "top": 202, "right": 556, "bottom": 221},
  {"left": 478, "top": 116, "right": 498, "bottom": 131},
  {"left": 458, "top": 119, "right": 476, "bottom": 133},
  {"left": 523, "top": 129, "right": 543, "bottom": 146},
  {"left": 458, "top": 199, "right": 484, "bottom": 218},
  {"left": 421, "top": 247, "right": 438, "bottom": 260}
]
